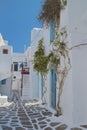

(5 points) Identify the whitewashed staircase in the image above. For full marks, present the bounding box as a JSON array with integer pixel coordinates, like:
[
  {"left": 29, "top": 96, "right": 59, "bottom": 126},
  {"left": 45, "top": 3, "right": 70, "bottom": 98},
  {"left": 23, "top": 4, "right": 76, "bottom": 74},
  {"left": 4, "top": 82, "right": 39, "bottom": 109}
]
[{"left": 22, "top": 75, "right": 32, "bottom": 100}]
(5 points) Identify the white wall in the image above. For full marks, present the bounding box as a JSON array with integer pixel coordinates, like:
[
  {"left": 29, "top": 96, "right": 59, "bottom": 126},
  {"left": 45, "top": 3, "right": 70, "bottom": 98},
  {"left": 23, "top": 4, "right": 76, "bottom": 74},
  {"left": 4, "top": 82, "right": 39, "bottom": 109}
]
[
  {"left": 43, "top": 25, "right": 50, "bottom": 55},
  {"left": 0, "top": 77, "right": 11, "bottom": 99},
  {"left": 12, "top": 53, "right": 26, "bottom": 63},
  {"left": 30, "top": 28, "right": 44, "bottom": 99},
  {"left": 12, "top": 53, "right": 26, "bottom": 78},
  {"left": 72, "top": 47, "right": 87, "bottom": 124},
  {"left": 53, "top": 2, "right": 74, "bottom": 122},
  {"left": 0, "top": 45, "right": 12, "bottom": 99},
  {"left": 68, "top": 0, "right": 87, "bottom": 124},
  {"left": 0, "top": 46, "right": 12, "bottom": 80}
]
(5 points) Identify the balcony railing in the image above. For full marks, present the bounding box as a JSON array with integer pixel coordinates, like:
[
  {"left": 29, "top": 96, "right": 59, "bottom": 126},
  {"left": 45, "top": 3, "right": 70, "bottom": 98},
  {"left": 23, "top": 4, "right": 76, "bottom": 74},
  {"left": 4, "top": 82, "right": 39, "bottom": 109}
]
[{"left": 21, "top": 67, "right": 29, "bottom": 74}]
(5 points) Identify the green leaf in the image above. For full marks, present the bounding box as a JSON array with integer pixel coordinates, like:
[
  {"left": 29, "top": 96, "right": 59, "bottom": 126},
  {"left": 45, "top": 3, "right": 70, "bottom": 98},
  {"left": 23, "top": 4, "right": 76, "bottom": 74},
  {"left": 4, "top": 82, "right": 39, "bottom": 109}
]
[{"left": 33, "top": 39, "right": 48, "bottom": 74}]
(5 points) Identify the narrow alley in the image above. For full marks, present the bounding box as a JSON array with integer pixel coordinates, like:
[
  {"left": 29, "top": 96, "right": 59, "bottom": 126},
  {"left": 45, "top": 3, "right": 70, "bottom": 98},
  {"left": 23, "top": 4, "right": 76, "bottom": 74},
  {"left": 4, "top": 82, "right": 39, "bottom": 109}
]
[{"left": 0, "top": 100, "right": 86, "bottom": 130}]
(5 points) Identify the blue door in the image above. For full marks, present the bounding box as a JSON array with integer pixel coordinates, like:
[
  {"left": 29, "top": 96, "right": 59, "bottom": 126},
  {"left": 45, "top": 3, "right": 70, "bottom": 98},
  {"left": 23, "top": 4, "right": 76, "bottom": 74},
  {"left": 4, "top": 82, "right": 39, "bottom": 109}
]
[
  {"left": 51, "top": 69, "right": 56, "bottom": 109},
  {"left": 50, "top": 21, "right": 55, "bottom": 42},
  {"left": 41, "top": 74, "right": 43, "bottom": 98}
]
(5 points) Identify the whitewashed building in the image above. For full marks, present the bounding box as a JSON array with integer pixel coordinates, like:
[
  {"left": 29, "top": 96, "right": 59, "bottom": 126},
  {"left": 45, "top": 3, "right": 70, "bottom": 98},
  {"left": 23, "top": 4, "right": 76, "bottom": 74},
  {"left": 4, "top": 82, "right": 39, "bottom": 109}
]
[
  {"left": 30, "top": 28, "right": 43, "bottom": 100},
  {"left": 0, "top": 34, "right": 12, "bottom": 99},
  {"left": 0, "top": 34, "right": 30, "bottom": 101},
  {"left": 0, "top": 0, "right": 87, "bottom": 125},
  {"left": 67, "top": 0, "right": 87, "bottom": 124},
  {"left": 28, "top": 0, "right": 87, "bottom": 125},
  {"left": 11, "top": 52, "right": 30, "bottom": 100}
]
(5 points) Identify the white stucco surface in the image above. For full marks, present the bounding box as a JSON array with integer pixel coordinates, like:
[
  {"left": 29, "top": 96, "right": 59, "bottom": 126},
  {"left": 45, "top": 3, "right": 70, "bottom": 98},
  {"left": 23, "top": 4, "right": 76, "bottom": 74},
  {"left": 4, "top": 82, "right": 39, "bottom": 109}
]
[
  {"left": 68, "top": 0, "right": 87, "bottom": 124},
  {"left": 30, "top": 28, "right": 43, "bottom": 99}
]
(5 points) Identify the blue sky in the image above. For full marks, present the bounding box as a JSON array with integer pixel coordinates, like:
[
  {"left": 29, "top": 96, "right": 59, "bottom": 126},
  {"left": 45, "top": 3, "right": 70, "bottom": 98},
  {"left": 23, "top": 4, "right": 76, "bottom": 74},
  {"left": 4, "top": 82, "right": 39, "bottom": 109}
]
[{"left": 0, "top": 0, "right": 44, "bottom": 53}]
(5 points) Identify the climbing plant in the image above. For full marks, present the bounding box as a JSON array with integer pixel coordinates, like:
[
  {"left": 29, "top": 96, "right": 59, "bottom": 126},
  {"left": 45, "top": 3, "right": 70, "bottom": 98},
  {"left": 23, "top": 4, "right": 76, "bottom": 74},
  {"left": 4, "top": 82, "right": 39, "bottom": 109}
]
[
  {"left": 48, "top": 27, "right": 71, "bottom": 116},
  {"left": 38, "top": 0, "right": 68, "bottom": 115},
  {"left": 38, "top": 0, "right": 87, "bottom": 116},
  {"left": 33, "top": 38, "right": 48, "bottom": 103},
  {"left": 38, "top": 0, "right": 67, "bottom": 39}
]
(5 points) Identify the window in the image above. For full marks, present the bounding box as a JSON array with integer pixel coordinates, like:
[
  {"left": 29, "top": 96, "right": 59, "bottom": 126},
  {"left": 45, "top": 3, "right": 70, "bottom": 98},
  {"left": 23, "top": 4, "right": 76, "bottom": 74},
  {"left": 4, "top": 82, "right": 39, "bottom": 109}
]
[
  {"left": 50, "top": 21, "right": 55, "bottom": 42},
  {"left": 3, "top": 49, "right": 8, "bottom": 54},
  {"left": 23, "top": 62, "right": 27, "bottom": 67},
  {"left": 1, "top": 79, "right": 6, "bottom": 85},
  {"left": 13, "top": 62, "right": 18, "bottom": 71},
  {"left": 19, "top": 62, "right": 23, "bottom": 71}
]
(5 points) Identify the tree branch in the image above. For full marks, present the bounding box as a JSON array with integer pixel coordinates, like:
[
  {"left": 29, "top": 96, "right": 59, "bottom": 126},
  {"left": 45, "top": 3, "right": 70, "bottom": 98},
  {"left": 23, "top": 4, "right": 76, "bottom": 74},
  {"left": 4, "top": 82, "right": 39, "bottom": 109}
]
[{"left": 69, "top": 43, "right": 87, "bottom": 50}]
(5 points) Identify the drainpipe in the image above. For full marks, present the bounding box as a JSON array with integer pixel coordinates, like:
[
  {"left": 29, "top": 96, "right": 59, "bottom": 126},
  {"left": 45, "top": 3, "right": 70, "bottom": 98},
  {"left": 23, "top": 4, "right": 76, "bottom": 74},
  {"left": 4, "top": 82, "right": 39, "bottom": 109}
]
[{"left": 21, "top": 64, "right": 23, "bottom": 96}]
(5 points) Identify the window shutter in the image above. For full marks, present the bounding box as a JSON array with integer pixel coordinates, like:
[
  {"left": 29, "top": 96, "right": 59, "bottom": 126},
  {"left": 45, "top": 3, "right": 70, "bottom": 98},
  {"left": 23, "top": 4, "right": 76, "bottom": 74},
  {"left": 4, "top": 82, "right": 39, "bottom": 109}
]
[
  {"left": 1, "top": 79, "right": 6, "bottom": 85},
  {"left": 50, "top": 21, "right": 55, "bottom": 42}
]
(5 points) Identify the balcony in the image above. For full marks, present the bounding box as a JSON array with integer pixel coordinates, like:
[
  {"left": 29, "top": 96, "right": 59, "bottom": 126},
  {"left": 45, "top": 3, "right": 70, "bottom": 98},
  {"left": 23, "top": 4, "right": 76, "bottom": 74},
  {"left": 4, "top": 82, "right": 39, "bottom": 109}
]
[{"left": 21, "top": 67, "right": 29, "bottom": 74}]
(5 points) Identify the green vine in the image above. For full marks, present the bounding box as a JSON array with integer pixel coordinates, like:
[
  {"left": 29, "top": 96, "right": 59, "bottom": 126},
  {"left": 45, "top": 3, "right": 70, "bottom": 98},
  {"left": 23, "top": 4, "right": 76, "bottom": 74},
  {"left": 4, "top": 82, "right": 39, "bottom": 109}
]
[
  {"left": 33, "top": 38, "right": 48, "bottom": 73},
  {"left": 48, "top": 51, "right": 60, "bottom": 68}
]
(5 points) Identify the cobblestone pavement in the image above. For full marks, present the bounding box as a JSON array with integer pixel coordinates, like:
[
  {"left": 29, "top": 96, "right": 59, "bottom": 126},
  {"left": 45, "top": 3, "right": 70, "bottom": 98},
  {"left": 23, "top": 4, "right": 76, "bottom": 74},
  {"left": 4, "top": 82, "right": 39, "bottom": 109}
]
[{"left": 0, "top": 100, "right": 86, "bottom": 130}]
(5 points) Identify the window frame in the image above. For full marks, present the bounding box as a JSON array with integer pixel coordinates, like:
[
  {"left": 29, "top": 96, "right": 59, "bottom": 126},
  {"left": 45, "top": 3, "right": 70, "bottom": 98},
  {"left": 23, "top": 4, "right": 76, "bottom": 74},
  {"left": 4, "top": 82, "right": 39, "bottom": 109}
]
[{"left": 3, "top": 49, "right": 8, "bottom": 54}]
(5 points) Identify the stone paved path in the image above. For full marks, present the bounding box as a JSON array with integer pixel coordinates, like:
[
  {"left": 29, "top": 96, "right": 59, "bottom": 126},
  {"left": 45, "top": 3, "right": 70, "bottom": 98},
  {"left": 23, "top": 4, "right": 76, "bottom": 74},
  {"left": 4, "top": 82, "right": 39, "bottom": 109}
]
[{"left": 0, "top": 100, "right": 86, "bottom": 130}]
